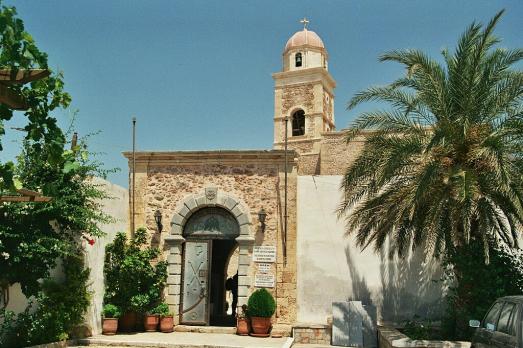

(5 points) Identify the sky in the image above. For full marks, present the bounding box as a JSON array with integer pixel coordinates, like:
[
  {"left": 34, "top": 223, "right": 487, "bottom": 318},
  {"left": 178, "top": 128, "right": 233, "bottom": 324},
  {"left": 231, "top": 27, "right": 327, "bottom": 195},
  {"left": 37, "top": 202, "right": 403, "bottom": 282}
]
[{"left": 2, "top": 0, "right": 522, "bottom": 188}]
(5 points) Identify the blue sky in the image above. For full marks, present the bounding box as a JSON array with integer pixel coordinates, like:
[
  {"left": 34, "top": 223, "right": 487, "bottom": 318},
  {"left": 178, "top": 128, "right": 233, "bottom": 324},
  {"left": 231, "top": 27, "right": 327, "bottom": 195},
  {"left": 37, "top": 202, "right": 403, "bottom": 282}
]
[{"left": 3, "top": 0, "right": 522, "bottom": 188}]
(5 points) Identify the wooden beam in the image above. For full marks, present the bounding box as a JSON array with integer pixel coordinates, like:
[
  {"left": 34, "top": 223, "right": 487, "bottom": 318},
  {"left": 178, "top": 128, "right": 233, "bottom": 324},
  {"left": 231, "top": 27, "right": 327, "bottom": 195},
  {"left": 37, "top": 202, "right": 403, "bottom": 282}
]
[
  {"left": 16, "top": 188, "right": 42, "bottom": 196},
  {"left": 0, "top": 196, "right": 52, "bottom": 202},
  {"left": 0, "top": 84, "right": 28, "bottom": 110},
  {"left": 0, "top": 188, "right": 52, "bottom": 202},
  {"left": 0, "top": 69, "right": 50, "bottom": 84}
]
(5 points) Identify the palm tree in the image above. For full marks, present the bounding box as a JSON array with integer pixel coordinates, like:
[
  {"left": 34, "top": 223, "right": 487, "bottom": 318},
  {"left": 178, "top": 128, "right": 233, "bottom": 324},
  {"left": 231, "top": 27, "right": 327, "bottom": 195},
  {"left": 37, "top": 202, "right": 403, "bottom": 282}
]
[{"left": 339, "top": 10, "right": 523, "bottom": 263}]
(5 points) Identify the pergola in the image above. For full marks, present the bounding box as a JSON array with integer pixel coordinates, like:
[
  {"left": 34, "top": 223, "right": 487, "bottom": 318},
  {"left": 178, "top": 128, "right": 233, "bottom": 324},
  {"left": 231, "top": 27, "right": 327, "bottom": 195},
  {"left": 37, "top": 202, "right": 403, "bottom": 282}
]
[{"left": 0, "top": 68, "right": 52, "bottom": 203}]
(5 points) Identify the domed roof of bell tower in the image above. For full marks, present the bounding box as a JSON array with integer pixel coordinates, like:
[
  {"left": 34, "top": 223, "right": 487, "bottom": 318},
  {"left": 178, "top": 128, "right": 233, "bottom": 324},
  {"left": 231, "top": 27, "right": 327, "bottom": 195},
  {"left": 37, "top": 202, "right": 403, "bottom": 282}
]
[
  {"left": 281, "top": 19, "right": 329, "bottom": 72},
  {"left": 284, "top": 28, "right": 325, "bottom": 53}
]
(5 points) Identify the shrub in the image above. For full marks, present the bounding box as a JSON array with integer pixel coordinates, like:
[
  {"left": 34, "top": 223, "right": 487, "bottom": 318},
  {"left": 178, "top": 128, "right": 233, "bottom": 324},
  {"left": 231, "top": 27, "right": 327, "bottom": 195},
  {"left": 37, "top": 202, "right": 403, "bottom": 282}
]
[
  {"left": 442, "top": 240, "right": 523, "bottom": 340},
  {"left": 102, "top": 304, "right": 121, "bottom": 318},
  {"left": 402, "top": 315, "right": 440, "bottom": 340},
  {"left": 152, "top": 303, "right": 171, "bottom": 317},
  {"left": 0, "top": 255, "right": 91, "bottom": 348},
  {"left": 247, "top": 288, "right": 276, "bottom": 318},
  {"left": 104, "top": 228, "right": 168, "bottom": 314}
]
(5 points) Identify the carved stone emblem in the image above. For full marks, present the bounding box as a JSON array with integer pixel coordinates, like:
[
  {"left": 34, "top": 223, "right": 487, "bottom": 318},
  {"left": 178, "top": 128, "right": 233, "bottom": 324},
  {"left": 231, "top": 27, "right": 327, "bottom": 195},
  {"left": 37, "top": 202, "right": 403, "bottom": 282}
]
[{"left": 205, "top": 188, "right": 217, "bottom": 201}]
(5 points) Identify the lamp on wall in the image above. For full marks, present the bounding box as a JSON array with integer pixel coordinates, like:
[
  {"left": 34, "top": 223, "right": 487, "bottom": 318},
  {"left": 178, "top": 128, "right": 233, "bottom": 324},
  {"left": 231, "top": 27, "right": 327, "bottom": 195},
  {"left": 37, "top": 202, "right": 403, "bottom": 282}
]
[
  {"left": 154, "top": 210, "right": 163, "bottom": 233},
  {"left": 258, "top": 208, "right": 267, "bottom": 233}
]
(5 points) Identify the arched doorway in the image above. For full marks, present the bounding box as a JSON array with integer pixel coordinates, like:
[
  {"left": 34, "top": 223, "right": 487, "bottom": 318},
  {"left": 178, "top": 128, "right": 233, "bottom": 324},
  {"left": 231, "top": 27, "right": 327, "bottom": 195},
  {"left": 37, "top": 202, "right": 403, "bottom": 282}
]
[{"left": 180, "top": 207, "right": 239, "bottom": 326}]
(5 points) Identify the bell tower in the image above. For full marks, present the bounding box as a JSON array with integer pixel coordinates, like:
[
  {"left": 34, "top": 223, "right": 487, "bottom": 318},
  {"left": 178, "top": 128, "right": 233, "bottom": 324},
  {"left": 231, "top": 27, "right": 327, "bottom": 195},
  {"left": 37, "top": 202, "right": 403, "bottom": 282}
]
[{"left": 273, "top": 19, "right": 336, "bottom": 150}]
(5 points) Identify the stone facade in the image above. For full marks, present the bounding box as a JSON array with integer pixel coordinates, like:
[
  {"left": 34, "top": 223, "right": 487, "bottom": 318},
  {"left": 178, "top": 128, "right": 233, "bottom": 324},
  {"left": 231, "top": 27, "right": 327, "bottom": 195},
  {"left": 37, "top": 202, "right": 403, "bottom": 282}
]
[
  {"left": 293, "top": 324, "right": 332, "bottom": 345},
  {"left": 281, "top": 130, "right": 369, "bottom": 176},
  {"left": 281, "top": 83, "right": 314, "bottom": 116},
  {"left": 123, "top": 151, "right": 298, "bottom": 325}
]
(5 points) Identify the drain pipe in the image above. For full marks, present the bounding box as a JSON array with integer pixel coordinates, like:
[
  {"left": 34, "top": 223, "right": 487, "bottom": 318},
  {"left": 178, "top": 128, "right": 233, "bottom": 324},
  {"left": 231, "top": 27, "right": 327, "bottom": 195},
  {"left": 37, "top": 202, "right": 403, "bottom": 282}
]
[
  {"left": 131, "top": 116, "right": 136, "bottom": 238},
  {"left": 283, "top": 117, "right": 288, "bottom": 266}
]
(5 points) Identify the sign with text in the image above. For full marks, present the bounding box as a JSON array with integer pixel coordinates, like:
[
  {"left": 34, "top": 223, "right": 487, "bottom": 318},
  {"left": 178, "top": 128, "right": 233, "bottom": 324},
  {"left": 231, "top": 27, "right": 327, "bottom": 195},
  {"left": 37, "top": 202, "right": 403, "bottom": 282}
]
[
  {"left": 255, "top": 272, "right": 275, "bottom": 288},
  {"left": 257, "top": 263, "right": 272, "bottom": 272},
  {"left": 252, "top": 246, "right": 276, "bottom": 263}
]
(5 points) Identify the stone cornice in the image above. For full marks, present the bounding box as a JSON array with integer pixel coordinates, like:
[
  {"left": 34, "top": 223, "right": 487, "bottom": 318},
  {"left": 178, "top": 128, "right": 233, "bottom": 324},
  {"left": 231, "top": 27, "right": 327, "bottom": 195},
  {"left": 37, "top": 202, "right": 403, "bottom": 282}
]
[
  {"left": 122, "top": 149, "right": 297, "bottom": 166},
  {"left": 273, "top": 137, "right": 321, "bottom": 147},
  {"left": 272, "top": 67, "right": 336, "bottom": 90},
  {"left": 320, "top": 129, "right": 378, "bottom": 137}
]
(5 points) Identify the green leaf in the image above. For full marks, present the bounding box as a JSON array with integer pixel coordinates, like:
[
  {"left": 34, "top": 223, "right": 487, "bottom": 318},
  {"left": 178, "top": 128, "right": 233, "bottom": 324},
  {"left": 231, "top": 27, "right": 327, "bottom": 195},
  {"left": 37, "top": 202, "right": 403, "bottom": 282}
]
[
  {"left": 13, "top": 176, "right": 22, "bottom": 190},
  {"left": 63, "top": 161, "right": 80, "bottom": 174}
]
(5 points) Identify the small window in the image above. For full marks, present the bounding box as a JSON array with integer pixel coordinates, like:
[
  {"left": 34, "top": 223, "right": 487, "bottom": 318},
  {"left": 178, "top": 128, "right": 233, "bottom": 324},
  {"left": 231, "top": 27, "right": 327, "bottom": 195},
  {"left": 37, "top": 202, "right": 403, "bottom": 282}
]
[
  {"left": 295, "top": 53, "right": 302, "bottom": 67},
  {"left": 498, "top": 303, "right": 516, "bottom": 335},
  {"left": 483, "top": 302, "right": 503, "bottom": 331},
  {"left": 292, "top": 110, "right": 305, "bottom": 136}
]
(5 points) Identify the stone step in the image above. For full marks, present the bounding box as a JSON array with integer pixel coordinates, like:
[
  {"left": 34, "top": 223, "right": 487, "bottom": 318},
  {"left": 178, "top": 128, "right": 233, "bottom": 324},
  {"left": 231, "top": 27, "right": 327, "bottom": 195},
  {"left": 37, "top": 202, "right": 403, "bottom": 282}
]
[
  {"left": 174, "top": 325, "right": 236, "bottom": 334},
  {"left": 75, "top": 332, "right": 291, "bottom": 348}
]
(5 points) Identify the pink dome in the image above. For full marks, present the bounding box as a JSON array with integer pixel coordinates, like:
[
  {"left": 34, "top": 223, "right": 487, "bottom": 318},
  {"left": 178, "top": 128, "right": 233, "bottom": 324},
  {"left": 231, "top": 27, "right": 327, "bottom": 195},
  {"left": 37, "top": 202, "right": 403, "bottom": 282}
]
[{"left": 284, "top": 29, "right": 325, "bottom": 52}]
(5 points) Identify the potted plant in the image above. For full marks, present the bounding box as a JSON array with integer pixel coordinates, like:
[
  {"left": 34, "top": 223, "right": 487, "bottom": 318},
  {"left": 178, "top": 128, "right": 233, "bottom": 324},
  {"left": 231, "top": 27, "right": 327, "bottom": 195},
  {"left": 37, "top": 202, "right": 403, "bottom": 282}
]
[
  {"left": 104, "top": 228, "right": 168, "bottom": 332},
  {"left": 236, "top": 304, "right": 250, "bottom": 336},
  {"left": 102, "top": 304, "right": 121, "bottom": 335},
  {"left": 136, "top": 294, "right": 159, "bottom": 332},
  {"left": 247, "top": 289, "right": 276, "bottom": 337},
  {"left": 143, "top": 310, "right": 160, "bottom": 332},
  {"left": 154, "top": 303, "right": 174, "bottom": 333}
]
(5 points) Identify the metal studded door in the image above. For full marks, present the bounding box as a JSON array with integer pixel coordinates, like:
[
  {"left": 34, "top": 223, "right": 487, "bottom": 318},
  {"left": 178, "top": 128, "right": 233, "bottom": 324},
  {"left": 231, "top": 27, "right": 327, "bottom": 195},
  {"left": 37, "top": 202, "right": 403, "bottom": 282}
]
[{"left": 180, "top": 241, "right": 210, "bottom": 325}]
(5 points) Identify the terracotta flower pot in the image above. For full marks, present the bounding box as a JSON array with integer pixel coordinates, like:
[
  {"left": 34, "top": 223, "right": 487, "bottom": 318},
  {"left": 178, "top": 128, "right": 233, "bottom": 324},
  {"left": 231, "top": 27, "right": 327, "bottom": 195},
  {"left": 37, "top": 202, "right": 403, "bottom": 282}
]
[
  {"left": 119, "top": 311, "right": 137, "bottom": 332},
  {"left": 102, "top": 318, "right": 118, "bottom": 335},
  {"left": 250, "top": 316, "right": 272, "bottom": 335},
  {"left": 143, "top": 314, "right": 159, "bottom": 332},
  {"left": 236, "top": 317, "right": 250, "bottom": 336},
  {"left": 160, "top": 315, "right": 174, "bottom": 333}
]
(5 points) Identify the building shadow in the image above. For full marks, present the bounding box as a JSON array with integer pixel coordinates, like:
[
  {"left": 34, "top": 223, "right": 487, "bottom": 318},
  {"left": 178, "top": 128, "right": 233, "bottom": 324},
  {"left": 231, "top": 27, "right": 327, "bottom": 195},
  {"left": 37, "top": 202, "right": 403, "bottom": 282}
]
[
  {"left": 343, "top": 241, "right": 444, "bottom": 325},
  {"left": 377, "top": 246, "right": 444, "bottom": 325}
]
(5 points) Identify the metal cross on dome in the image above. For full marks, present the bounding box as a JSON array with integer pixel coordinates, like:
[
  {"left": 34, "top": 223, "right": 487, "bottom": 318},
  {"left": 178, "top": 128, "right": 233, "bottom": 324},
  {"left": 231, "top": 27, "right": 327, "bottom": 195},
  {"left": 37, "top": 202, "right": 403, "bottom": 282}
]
[{"left": 300, "top": 17, "right": 309, "bottom": 29}]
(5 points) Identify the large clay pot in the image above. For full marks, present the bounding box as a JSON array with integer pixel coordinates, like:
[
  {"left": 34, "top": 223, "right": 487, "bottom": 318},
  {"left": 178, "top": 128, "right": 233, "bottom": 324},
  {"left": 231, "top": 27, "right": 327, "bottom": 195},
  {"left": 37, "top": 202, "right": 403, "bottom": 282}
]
[
  {"left": 143, "top": 314, "right": 159, "bottom": 332},
  {"left": 160, "top": 315, "right": 174, "bottom": 333},
  {"left": 119, "top": 311, "right": 137, "bottom": 332},
  {"left": 250, "top": 316, "right": 271, "bottom": 335},
  {"left": 102, "top": 318, "right": 118, "bottom": 335},
  {"left": 236, "top": 318, "right": 250, "bottom": 336}
]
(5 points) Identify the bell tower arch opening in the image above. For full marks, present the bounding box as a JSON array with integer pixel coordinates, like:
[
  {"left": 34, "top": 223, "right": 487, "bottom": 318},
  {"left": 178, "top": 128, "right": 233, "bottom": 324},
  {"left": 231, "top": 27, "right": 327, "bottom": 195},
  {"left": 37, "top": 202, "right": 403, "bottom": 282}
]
[{"left": 292, "top": 109, "right": 305, "bottom": 136}]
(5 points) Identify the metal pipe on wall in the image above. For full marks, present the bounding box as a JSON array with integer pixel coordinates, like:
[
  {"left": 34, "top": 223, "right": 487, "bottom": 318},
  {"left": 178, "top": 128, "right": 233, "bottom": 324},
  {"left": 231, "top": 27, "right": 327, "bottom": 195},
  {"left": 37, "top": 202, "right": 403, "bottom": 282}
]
[
  {"left": 131, "top": 116, "right": 136, "bottom": 237},
  {"left": 284, "top": 117, "right": 288, "bottom": 266}
]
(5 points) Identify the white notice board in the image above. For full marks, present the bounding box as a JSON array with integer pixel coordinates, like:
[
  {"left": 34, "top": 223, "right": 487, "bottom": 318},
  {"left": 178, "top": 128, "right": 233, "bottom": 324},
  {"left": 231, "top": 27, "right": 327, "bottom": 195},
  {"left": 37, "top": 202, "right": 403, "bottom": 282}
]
[
  {"left": 255, "top": 272, "right": 275, "bottom": 288},
  {"left": 252, "top": 246, "right": 276, "bottom": 263}
]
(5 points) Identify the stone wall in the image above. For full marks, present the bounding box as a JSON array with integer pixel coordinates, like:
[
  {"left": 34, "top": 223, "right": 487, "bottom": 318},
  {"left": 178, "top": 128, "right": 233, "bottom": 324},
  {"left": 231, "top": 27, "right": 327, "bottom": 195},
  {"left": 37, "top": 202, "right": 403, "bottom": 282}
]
[
  {"left": 125, "top": 151, "right": 298, "bottom": 325},
  {"left": 297, "top": 153, "right": 319, "bottom": 175},
  {"left": 293, "top": 324, "right": 331, "bottom": 345},
  {"left": 319, "top": 131, "right": 365, "bottom": 175},
  {"left": 281, "top": 83, "right": 314, "bottom": 116},
  {"left": 280, "top": 130, "right": 368, "bottom": 176}
]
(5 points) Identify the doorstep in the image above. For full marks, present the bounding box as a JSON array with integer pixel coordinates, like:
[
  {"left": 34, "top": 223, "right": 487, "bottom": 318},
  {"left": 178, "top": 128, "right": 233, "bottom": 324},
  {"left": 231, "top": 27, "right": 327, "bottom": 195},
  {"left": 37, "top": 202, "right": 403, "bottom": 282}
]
[
  {"left": 174, "top": 325, "right": 236, "bottom": 334},
  {"left": 76, "top": 331, "right": 291, "bottom": 348}
]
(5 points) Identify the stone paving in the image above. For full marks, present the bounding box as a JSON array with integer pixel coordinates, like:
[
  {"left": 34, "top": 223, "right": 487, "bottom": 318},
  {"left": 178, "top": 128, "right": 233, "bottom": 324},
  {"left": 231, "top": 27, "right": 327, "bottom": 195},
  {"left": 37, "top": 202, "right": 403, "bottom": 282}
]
[{"left": 74, "top": 332, "right": 293, "bottom": 348}]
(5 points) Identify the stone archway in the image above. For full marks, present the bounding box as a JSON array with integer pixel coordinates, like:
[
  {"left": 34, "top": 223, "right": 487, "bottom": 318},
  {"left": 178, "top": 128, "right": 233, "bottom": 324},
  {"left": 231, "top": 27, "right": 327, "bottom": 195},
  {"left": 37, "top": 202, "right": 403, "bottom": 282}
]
[{"left": 164, "top": 187, "right": 255, "bottom": 324}]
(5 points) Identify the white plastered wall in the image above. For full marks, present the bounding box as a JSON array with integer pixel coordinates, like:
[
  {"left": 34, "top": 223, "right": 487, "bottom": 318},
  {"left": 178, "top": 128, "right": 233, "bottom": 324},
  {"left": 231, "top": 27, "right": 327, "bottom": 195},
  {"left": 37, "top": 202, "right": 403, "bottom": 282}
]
[
  {"left": 84, "top": 177, "right": 128, "bottom": 335},
  {"left": 296, "top": 175, "right": 445, "bottom": 325}
]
